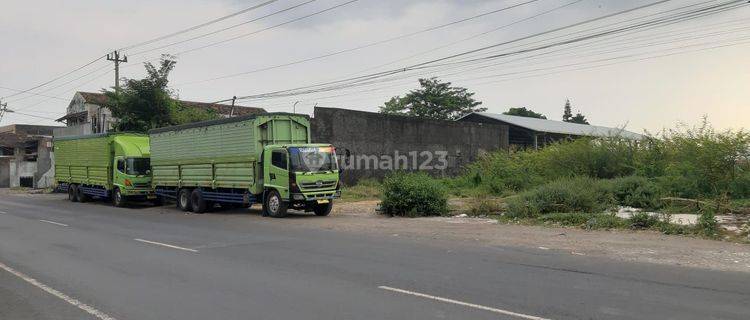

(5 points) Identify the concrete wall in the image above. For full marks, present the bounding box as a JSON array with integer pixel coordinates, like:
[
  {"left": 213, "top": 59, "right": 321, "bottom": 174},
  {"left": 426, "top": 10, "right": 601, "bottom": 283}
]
[
  {"left": 311, "top": 107, "right": 508, "bottom": 185},
  {"left": 0, "top": 159, "right": 9, "bottom": 188},
  {"left": 0, "top": 137, "right": 54, "bottom": 189},
  {"left": 53, "top": 123, "right": 92, "bottom": 137}
]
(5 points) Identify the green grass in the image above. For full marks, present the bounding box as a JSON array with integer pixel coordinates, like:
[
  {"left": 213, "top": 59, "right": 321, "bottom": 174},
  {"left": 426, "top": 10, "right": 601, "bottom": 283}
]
[{"left": 339, "top": 179, "right": 381, "bottom": 202}]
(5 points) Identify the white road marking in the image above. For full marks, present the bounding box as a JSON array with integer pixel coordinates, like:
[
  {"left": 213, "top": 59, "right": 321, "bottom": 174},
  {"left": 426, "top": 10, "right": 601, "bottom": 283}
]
[
  {"left": 0, "top": 261, "right": 117, "bottom": 320},
  {"left": 538, "top": 246, "right": 550, "bottom": 250},
  {"left": 39, "top": 219, "right": 68, "bottom": 227},
  {"left": 571, "top": 251, "right": 586, "bottom": 256},
  {"left": 0, "top": 211, "right": 7, "bottom": 214},
  {"left": 134, "top": 238, "right": 198, "bottom": 253},
  {"left": 378, "top": 286, "right": 552, "bottom": 320}
]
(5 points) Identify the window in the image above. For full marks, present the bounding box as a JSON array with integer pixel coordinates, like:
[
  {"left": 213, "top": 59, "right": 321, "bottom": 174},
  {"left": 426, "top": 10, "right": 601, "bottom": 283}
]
[
  {"left": 125, "top": 158, "right": 150, "bottom": 176},
  {"left": 289, "top": 146, "right": 338, "bottom": 172},
  {"left": 271, "top": 150, "right": 287, "bottom": 169},
  {"left": 117, "top": 159, "right": 125, "bottom": 173}
]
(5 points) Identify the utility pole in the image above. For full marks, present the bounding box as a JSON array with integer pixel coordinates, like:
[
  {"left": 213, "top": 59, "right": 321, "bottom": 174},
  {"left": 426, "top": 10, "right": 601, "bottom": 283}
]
[
  {"left": 106, "top": 51, "right": 128, "bottom": 93},
  {"left": 230, "top": 96, "right": 237, "bottom": 117},
  {"left": 0, "top": 100, "right": 8, "bottom": 123}
]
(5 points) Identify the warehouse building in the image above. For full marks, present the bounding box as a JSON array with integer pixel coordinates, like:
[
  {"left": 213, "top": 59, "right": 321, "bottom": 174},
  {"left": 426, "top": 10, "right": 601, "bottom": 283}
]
[{"left": 458, "top": 112, "right": 644, "bottom": 149}]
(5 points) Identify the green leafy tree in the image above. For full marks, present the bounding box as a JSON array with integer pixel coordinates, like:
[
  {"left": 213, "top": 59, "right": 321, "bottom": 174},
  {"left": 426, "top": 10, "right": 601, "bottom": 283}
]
[
  {"left": 563, "top": 98, "right": 573, "bottom": 122},
  {"left": 569, "top": 112, "right": 590, "bottom": 125},
  {"left": 103, "top": 55, "right": 217, "bottom": 132},
  {"left": 503, "top": 107, "right": 547, "bottom": 119},
  {"left": 380, "top": 78, "right": 485, "bottom": 120},
  {"left": 561, "top": 98, "right": 589, "bottom": 124}
]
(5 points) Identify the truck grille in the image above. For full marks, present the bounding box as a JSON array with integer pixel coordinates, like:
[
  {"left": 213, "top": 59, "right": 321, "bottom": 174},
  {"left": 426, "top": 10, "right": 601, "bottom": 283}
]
[{"left": 300, "top": 180, "right": 336, "bottom": 190}]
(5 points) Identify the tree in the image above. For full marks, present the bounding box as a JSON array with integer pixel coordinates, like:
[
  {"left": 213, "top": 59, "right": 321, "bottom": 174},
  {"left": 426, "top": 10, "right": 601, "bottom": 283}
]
[
  {"left": 562, "top": 98, "right": 589, "bottom": 124},
  {"left": 380, "top": 78, "right": 485, "bottom": 120},
  {"left": 562, "top": 98, "right": 573, "bottom": 122},
  {"left": 503, "top": 107, "right": 547, "bottom": 119},
  {"left": 569, "top": 112, "right": 589, "bottom": 125},
  {"left": 103, "top": 55, "right": 217, "bottom": 132}
]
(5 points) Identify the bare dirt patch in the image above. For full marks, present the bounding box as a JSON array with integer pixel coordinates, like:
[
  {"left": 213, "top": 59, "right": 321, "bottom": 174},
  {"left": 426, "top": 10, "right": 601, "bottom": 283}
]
[{"left": 299, "top": 200, "right": 750, "bottom": 273}]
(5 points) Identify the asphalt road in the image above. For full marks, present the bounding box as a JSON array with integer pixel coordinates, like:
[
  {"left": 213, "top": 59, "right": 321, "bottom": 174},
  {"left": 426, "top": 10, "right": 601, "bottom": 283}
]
[{"left": 1, "top": 193, "right": 748, "bottom": 320}]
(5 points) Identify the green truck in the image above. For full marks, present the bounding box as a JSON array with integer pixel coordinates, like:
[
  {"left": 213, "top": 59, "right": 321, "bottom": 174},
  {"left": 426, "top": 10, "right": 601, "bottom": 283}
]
[
  {"left": 149, "top": 113, "right": 340, "bottom": 217},
  {"left": 54, "top": 133, "right": 154, "bottom": 207}
]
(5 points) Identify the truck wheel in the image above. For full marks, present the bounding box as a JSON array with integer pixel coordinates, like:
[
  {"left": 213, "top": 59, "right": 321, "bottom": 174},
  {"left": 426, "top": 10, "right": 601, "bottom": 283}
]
[
  {"left": 76, "top": 186, "right": 88, "bottom": 203},
  {"left": 178, "top": 189, "right": 192, "bottom": 212},
  {"left": 191, "top": 189, "right": 207, "bottom": 214},
  {"left": 264, "top": 190, "right": 288, "bottom": 218},
  {"left": 112, "top": 188, "right": 125, "bottom": 207},
  {"left": 68, "top": 184, "right": 78, "bottom": 202},
  {"left": 313, "top": 201, "right": 333, "bottom": 216}
]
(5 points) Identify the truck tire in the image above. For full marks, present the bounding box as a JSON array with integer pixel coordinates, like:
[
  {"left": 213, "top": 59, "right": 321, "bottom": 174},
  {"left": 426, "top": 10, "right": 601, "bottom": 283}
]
[
  {"left": 313, "top": 201, "right": 333, "bottom": 216},
  {"left": 112, "top": 188, "right": 125, "bottom": 207},
  {"left": 178, "top": 189, "right": 192, "bottom": 212},
  {"left": 68, "top": 184, "right": 78, "bottom": 202},
  {"left": 76, "top": 186, "right": 89, "bottom": 203},
  {"left": 191, "top": 189, "right": 207, "bottom": 214},
  {"left": 264, "top": 190, "right": 288, "bottom": 218}
]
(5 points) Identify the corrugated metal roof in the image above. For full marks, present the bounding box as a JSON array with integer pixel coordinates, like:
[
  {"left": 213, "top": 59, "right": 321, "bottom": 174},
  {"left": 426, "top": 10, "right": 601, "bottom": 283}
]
[{"left": 462, "top": 112, "right": 644, "bottom": 140}]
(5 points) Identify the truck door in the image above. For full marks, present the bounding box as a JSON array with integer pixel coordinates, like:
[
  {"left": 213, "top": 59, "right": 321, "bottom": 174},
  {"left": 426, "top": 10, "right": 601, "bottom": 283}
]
[
  {"left": 113, "top": 157, "right": 126, "bottom": 188},
  {"left": 264, "top": 148, "right": 290, "bottom": 199}
]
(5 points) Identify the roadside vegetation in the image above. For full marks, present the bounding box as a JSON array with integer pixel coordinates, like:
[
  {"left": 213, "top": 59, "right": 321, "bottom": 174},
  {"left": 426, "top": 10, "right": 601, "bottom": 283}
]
[{"left": 363, "top": 120, "right": 749, "bottom": 241}]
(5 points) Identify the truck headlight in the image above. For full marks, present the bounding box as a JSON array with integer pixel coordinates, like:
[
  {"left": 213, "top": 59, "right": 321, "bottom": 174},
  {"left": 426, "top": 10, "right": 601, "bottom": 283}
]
[{"left": 293, "top": 194, "right": 305, "bottom": 200}]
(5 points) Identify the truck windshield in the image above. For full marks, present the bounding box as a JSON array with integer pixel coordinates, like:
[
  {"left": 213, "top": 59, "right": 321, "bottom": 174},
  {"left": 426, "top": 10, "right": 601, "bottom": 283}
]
[
  {"left": 289, "top": 147, "right": 337, "bottom": 173},
  {"left": 126, "top": 158, "right": 151, "bottom": 176}
]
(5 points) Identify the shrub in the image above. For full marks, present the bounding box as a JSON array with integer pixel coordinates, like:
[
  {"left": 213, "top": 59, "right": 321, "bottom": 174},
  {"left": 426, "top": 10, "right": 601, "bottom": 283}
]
[
  {"left": 538, "top": 212, "right": 592, "bottom": 226},
  {"left": 649, "top": 121, "right": 750, "bottom": 198},
  {"left": 537, "top": 212, "right": 626, "bottom": 229},
  {"left": 379, "top": 172, "right": 448, "bottom": 217},
  {"left": 628, "top": 212, "right": 659, "bottom": 229},
  {"left": 506, "top": 177, "right": 615, "bottom": 218},
  {"left": 459, "top": 120, "right": 749, "bottom": 202},
  {"left": 655, "top": 221, "right": 691, "bottom": 235},
  {"left": 467, "top": 196, "right": 505, "bottom": 216},
  {"left": 729, "top": 170, "right": 750, "bottom": 199},
  {"left": 609, "top": 176, "right": 662, "bottom": 209},
  {"left": 586, "top": 214, "right": 628, "bottom": 230},
  {"left": 696, "top": 210, "right": 718, "bottom": 237}
]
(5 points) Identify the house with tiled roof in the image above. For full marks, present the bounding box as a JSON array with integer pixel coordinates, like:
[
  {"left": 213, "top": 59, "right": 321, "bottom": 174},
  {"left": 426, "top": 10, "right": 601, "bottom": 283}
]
[{"left": 54, "top": 91, "right": 266, "bottom": 137}]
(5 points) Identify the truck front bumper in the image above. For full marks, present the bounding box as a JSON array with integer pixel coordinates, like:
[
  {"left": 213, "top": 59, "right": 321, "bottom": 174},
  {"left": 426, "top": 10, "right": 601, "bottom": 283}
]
[
  {"left": 291, "top": 190, "right": 341, "bottom": 201},
  {"left": 121, "top": 188, "right": 155, "bottom": 197}
]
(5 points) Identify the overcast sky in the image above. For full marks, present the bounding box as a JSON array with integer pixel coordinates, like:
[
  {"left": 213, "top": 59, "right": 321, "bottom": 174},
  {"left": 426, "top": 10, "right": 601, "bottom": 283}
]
[{"left": 1, "top": 0, "right": 748, "bottom": 133}]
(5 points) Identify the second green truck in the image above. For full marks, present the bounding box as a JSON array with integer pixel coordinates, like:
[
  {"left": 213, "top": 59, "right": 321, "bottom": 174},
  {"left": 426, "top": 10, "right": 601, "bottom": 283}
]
[{"left": 55, "top": 113, "right": 341, "bottom": 217}]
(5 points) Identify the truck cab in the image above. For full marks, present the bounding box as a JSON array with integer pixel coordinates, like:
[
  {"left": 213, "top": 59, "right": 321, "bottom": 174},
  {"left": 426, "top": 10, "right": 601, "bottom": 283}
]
[
  {"left": 262, "top": 144, "right": 341, "bottom": 217},
  {"left": 109, "top": 135, "right": 154, "bottom": 206}
]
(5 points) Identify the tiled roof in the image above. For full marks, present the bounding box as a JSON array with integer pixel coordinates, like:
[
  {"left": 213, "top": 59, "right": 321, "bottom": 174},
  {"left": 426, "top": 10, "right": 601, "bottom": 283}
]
[{"left": 75, "top": 92, "right": 266, "bottom": 116}]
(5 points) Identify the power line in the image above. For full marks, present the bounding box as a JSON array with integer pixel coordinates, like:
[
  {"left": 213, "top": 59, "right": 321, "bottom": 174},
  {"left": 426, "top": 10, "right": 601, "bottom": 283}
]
[
  {"left": 215, "top": 0, "right": 682, "bottom": 103},
  {"left": 0, "top": 86, "right": 67, "bottom": 101},
  {"left": 128, "top": 0, "right": 319, "bottom": 57},
  {"left": 178, "top": 0, "right": 543, "bottom": 85},
  {"left": 1, "top": 55, "right": 106, "bottom": 100},
  {"left": 176, "top": 0, "right": 361, "bottom": 56},
  {"left": 6, "top": 64, "right": 111, "bottom": 105},
  {"left": 119, "top": 0, "right": 282, "bottom": 51},
  {"left": 219, "top": 0, "right": 747, "bottom": 104},
  {"left": 346, "top": 0, "right": 586, "bottom": 77},
  {"left": 11, "top": 68, "right": 113, "bottom": 114}
]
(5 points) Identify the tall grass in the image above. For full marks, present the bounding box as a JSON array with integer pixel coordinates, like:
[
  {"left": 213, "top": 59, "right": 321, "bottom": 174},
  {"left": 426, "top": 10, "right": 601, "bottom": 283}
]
[{"left": 458, "top": 121, "right": 749, "bottom": 200}]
